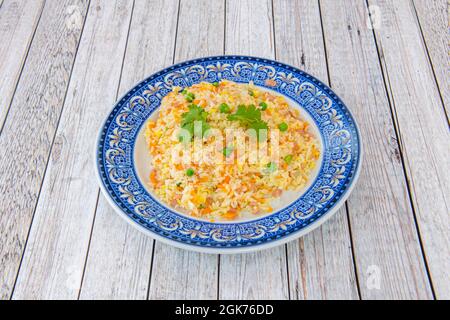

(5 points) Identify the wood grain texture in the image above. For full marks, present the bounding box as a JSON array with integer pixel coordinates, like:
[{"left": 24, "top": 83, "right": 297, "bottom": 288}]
[
  {"left": 219, "top": 0, "right": 288, "bottom": 300},
  {"left": 0, "top": 0, "right": 446, "bottom": 300},
  {"left": 412, "top": 0, "right": 449, "bottom": 115},
  {"left": 12, "top": 0, "right": 133, "bottom": 299},
  {"left": 149, "top": 245, "right": 219, "bottom": 300},
  {"left": 0, "top": 0, "right": 89, "bottom": 299},
  {"left": 147, "top": 0, "right": 224, "bottom": 300},
  {"left": 79, "top": 0, "right": 179, "bottom": 300},
  {"left": 368, "top": 0, "right": 450, "bottom": 299},
  {"left": 273, "top": 0, "right": 359, "bottom": 300},
  {"left": 0, "top": 0, "right": 44, "bottom": 128},
  {"left": 78, "top": 197, "right": 153, "bottom": 300},
  {"left": 320, "top": 0, "right": 433, "bottom": 299}
]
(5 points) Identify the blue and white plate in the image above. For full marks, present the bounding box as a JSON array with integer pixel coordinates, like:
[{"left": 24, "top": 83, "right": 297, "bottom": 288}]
[{"left": 95, "top": 56, "right": 362, "bottom": 253}]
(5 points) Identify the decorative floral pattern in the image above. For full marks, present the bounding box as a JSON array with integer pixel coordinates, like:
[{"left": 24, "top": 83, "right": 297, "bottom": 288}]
[{"left": 96, "top": 56, "right": 361, "bottom": 249}]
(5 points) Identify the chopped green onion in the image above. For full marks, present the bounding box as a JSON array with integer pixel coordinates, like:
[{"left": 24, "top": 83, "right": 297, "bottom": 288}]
[
  {"left": 186, "top": 168, "right": 195, "bottom": 176},
  {"left": 248, "top": 90, "right": 254, "bottom": 96},
  {"left": 181, "top": 89, "right": 187, "bottom": 95},
  {"left": 278, "top": 122, "right": 288, "bottom": 132},
  {"left": 259, "top": 101, "right": 268, "bottom": 111},
  {"left": 219, "top": 103, "right": 230, "bottom": 113}
]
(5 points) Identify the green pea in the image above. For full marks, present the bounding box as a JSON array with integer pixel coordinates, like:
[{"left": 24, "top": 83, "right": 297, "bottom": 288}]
[
  {"left": 259, "top": 101, "right": 268, "bottom": 111},
  {"left": 212, "top": 82, "right": 219, "bottom": 87},
  {"left": 284, "top": 154, "right": 293, "bottom": 164},
  {"left": 219, "top": 103, "right": 230, "bottom": 113},
  {"left": 278, "top": 122, "right": 288, "bottom": 132},
  {"left": 223, "top": 146, "right": 233, "bottom": 157},
  {"left": 267, "top": 162, "right": 277, "bottom": 172},
  {"left": 186, "top": 168, "right": 195, "bottom": 176}
]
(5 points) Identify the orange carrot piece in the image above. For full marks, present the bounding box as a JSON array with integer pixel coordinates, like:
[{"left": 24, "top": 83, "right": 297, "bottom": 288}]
[{"left": 149, "top": 170, "right": 158, "bottom": 185}]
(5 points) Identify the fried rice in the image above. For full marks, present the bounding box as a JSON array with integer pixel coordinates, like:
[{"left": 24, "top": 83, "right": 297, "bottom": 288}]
[{"left": 145, "top": 80, "right": 320, "bottom": 220}]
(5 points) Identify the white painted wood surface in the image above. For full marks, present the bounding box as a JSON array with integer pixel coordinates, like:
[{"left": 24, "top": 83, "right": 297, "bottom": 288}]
[
  {"left": 79, "top": 0, "right": 179, "bottom": 300},
  {"left": 412, "top": 0, "right": 449, "bottom": 116},
  {"left": 0, "top": 0, "right": 447, "bottom": 300},
  {"left": 0, "top": 0, "right": 44, "bottom": 128},
  {"left": 0, "top": 0, "right": 89, "bottom": 299},
  {"left": 368, "top": 0, "right": 449, "bottom": 299},
  {"left": 12, "top": 0, "right": 134, "bottom": 299},
  {"left": 274, "top": 0, "right": 359, "bottom": 300},
  {"left": 320, "top": 0, "right": 433, "bottom": 299}
]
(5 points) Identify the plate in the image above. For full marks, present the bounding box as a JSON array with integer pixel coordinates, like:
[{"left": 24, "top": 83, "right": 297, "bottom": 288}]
[{"left": 95, "top": 56, "right": 362, "bottom": 254}]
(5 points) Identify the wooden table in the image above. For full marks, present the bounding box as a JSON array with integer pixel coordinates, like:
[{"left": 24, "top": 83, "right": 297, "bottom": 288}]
[{"left": 0, "top": 0, "right": 448, "bottom": 300}]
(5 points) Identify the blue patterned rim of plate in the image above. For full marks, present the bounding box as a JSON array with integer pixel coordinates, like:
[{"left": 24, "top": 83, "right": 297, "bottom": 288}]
[{"left": 95, "top": 55, "right": 362, "bottom": 253}]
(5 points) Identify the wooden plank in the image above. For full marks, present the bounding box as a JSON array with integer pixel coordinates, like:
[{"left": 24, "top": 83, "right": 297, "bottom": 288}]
[
  {"left": 78, "top": 198, "right": 153, "bottom": 300},
  {"left": 0, "top": 0, "right": 45, "bottom": 128},
  {"left": 219, "top": 0, "right": 289, "bottom": 300},
  {"left": 368, "top": 0, "right": 450, "bottom": 299},
  {"left": 12, "top": 0, "right": 134, "bottom": 299},
  {"left": 147, "top": 0, "right": 224, "bottom": 300},
  {"left": 79, "top": 0, "right": 179, "bottom": 300},
  {"left": 320, "top": 0, "right": 433, "bottom": 299},
  {"left": 412, "top": 0, "right": 449, "bottom": 115},
  {"left": 273, "top": 0, "right": 359, "bottom": 300},
  {"left": 0, "top": 0, "right": 89, "bottom": 300}
]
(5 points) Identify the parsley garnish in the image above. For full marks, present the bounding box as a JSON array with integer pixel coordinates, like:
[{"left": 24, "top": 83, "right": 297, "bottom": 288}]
[
  {"left": 181, "top": 104, "right": 210, "bottom": 139},
  {"left": 227, "top": 104, "right": 268, "bottom": 139}
]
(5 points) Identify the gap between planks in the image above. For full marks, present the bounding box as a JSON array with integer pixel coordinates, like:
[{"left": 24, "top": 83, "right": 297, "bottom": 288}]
[{"left": 0, "top": 0, "right": 46, "bottom": 132}]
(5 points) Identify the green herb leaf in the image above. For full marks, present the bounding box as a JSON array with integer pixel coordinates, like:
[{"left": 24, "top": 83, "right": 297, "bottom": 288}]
[
  {"left": 181, "top": 90, "right": 195, "bottom": 102},
  {"left": 227, "top": 105, "right": 261, "bottom": 123},
  {"left": 219, "top": 103, "right": 230, "bottom": 113},
  {"left": 227, "top": 105, "right": 268, "bottom": 139},
  {"left": 181, "top": 104, "right": 210, "bottom": 139}
]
